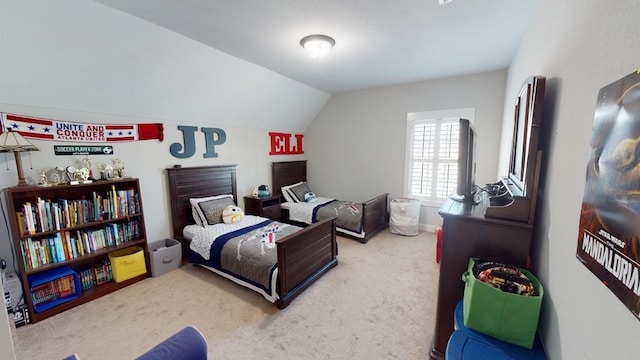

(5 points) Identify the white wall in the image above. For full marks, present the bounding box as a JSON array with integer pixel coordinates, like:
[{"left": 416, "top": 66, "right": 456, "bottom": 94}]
[
  {"left": 505, "top": 1, "right": 640, "bottom": 358},
  {"left": 0, "top": 1, "right": 329, "bottom": 133},
  {"left": 305, "top": 70, "right": 507, "bottom": 230},
  {"left": 0, "top": 1, "right": 329, "bottom": 274}
]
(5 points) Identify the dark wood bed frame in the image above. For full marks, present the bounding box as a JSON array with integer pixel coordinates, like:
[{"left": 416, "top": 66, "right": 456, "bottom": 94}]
[
  {"left": 166, "top": 164, "right": 338, "bottom": 309},
  {"left": 271, "top": 160, "right": 389, "bottom": 243}
]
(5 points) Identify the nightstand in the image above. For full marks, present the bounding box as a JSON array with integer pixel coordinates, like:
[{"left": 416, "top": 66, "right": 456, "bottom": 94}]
[{"left": 244, "top": 195, "right": 281, "bottom": 221}]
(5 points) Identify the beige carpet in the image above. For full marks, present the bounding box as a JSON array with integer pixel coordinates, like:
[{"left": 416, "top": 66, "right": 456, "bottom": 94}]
[{"left": 11, "top": 230, "right": 439, "bottom": 360}]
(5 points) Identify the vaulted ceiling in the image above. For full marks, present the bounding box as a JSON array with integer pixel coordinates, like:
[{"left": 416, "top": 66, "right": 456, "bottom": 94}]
[{"left": 94, "top": 0, "right": 540, "bottom": 94}]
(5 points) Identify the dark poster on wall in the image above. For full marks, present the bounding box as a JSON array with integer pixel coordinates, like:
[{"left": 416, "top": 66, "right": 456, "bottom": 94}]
[{"left": 577, "top": 69, "right": 640, "bottom": 320}]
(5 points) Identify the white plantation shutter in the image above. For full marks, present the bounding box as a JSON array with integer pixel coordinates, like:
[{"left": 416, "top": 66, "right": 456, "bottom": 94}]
[{"left": 408, "top": 117, "right": 460, "bottom": 201}]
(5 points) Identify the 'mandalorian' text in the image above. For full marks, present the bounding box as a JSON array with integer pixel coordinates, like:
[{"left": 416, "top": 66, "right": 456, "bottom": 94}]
[{"left": 582, "top": 231, "right": 640, "bottom": 295}]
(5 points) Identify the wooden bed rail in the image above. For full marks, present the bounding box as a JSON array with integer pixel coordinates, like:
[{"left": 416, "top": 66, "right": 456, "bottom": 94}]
[
  {"left": 276, "top": 216, "right": 338, "bottom": 308},
  {"left": 361, "top": 193, "right": 389, "bottom": 243}
]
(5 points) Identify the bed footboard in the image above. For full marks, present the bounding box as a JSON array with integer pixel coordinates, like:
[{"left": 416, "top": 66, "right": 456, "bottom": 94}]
[
  {"left": 360, "top": 193, "right": 389, "bottom": 243},
  {"left": 280, "top": 194, "right": 389, "bottom": 243},
  {"left": 276, "top": 217, "right": 338, "bottom": 309}
]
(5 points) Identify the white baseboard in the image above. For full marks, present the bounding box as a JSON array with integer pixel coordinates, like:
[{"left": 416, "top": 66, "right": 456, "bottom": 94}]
[{"left": 418, "top": 224, "right": 438, "bottom": 233}]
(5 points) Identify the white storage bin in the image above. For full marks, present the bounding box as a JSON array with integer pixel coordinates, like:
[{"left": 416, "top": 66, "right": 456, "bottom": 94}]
[
  {"left": 389, "top": 198, "right": 420, "bottom": 236},
  {"left": 149, "top": 239, "right": 182, "bottom": 277}
]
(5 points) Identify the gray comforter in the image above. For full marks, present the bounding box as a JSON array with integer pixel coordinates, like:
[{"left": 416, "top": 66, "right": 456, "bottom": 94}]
[
  {"left": 313, "top": 200, "right": 363, "bottom": 234},
  {"left": 206, "top": 220, "right": 299, "bottom": 292}
]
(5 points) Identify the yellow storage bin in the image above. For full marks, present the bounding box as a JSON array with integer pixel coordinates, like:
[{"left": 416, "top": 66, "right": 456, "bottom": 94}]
[{"left": 108, "top": 246, "right": 147, "bottom": 283}]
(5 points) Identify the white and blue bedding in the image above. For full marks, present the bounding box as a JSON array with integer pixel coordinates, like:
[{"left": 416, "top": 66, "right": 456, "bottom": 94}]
[{"left": 184, "top": 215, "right": 300, "bottom": 303}]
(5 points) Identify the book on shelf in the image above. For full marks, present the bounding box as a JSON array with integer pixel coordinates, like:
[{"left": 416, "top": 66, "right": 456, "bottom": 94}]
[
  {"left": 19, "top": 220, "right": 140, "bottom": 270},
  {"left": 44, "top": 199, "right": 53, "bottom": 232},
  {"left": 22, "top": 202, "right": 35, "bottom": 235},
  {"left": 18, "top": 188, "right": 144, "bottom": 225},
  {"left": 20, "top": 196, "right": 119, "bottom": 232},
  {"left": 110, "top": 185, "right": 118, "bottom": 218},
  {"left": 15, "top": 184, "right": 142, "bottom": 271},
  {"left": 30, "top": 273, "right": 77, "bottom": 306},
  {"left": 47, "top": 238, "right": 56, "bottom": 263},
  {"left": 79, "top": 260, "right": 113, "bottom": 291},
  {"left": 35, "top": 197, "right": 45, "bottom": 232},
  {"left": 52, "top": 202, "right": 61, "bottom": 231},
  {"left": 15, "top": 212, "right": 26, "bottom": 236},
  {"left": 57, "top": 199, "right": 70, "bottom": 228}
]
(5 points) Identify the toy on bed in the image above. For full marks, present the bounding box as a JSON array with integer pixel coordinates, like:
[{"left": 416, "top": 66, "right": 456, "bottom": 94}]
[
  {"left": 166, "top": 165, "right": 338, "bottom": 309},
  {"left": 272, "top": 161, "right": 389, "bottom": 243},
  {"left": 222, "top": 205, "right": 244, "bottom": 224}
]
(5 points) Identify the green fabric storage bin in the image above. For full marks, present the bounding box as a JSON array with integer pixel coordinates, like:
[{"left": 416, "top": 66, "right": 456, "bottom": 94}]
[{"left": 462, "top": 258, "right": 543, "bottom": 349}]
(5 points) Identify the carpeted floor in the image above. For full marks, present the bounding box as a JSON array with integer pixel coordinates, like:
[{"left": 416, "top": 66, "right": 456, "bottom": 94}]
[{"left": 11, "top": 230, "right": 439, "bottom": 360}]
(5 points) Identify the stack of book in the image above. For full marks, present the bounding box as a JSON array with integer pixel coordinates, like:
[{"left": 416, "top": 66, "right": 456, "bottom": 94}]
[
  {"left": 79, "top": 260, "right": 113, "bottom": 291},
  {"left": 15, "top": 187, "right": 141, "bottom": 236},
  {"left": 19, "top": 221, "right": 141, "bottom": 270},
  {"left": 27, "top": 266, "right": 81, "bottom": 313},
  {"left": 30, "top": 273, "right": 77, "bottom": 307}
]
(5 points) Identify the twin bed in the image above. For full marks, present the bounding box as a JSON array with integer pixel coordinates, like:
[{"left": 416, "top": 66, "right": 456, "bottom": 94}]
[
  {"left": 166, "top": 161, "right": 388, "bottom": 308},
  {"left": 167, "top": 164, "right": 338, "bottom": 309},
  {"left": 272, "top": 160, "right": 388, "bottom": 243}
]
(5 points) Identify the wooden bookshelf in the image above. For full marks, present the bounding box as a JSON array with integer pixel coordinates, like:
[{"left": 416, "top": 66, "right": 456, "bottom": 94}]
[{"left": 4, "top": 178, "right": 150, "bottom": 323}]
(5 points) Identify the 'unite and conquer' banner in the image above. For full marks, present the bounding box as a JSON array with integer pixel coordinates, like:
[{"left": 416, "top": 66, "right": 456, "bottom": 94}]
[{"left": 0, "top": 113, "right": 164, "bottom": 142}]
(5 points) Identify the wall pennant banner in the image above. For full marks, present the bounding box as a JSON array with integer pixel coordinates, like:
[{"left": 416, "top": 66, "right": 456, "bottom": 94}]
[
  {"left": 576, "top": 69, "right": 640, "bottom": 320},
  {"left": 0, "top": 113, "right": 164, "bottom": 142}
]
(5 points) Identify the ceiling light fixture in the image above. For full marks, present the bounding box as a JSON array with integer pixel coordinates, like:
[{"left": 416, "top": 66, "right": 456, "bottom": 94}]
[{"left": 300, "top": 34, "right": 335, "bottom": 59}]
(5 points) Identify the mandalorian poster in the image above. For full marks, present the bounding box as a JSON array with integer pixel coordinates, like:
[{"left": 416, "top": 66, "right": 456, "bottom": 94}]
[{"left": 577, "top": 69, "right": 640, "bottom": 320}]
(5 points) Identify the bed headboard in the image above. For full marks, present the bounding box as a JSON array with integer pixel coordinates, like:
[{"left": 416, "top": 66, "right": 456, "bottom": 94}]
[
  {"left": 271, "top": 160, "right": 307, "bottom": 198},
  {"left": 166, "top": 165, "right": 237, "bottom": 242}
]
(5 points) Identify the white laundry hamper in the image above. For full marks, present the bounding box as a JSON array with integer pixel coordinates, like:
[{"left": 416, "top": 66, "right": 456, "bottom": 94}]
[{"left": 389, "top": 198, "right": 421, "bottom": 236}]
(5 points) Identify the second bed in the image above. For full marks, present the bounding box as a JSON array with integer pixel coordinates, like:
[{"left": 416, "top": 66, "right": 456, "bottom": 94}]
[{"left": 272, "top": 160, "right": 389, "bottom": 243}]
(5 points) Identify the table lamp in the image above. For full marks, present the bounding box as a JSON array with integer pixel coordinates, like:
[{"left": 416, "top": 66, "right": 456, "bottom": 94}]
[{"left": 0, "top": 128, "right": 39, "bottom": 186}]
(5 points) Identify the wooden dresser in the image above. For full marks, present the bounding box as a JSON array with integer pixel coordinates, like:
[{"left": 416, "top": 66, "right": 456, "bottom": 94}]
[{"left": 429, "top": 195, "right": 534, "bottom": 359}]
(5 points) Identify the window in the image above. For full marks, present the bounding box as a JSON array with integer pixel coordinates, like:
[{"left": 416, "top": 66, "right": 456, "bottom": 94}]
[{"left": 405, "top": 108, "right": 475, "bottom": 204}]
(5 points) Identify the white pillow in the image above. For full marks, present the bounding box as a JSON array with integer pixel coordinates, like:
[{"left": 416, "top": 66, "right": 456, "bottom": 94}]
[
  {"left": 281, "top": 182, "right": 303, "bottom": 203},
  {"left": 190, "top": 194, "right": 235, "bottom": 226}
]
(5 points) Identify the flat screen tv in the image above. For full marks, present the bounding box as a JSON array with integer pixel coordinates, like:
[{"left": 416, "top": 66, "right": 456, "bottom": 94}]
[{"left": 450, "top": 118, "right": 478, "bottom": 204}]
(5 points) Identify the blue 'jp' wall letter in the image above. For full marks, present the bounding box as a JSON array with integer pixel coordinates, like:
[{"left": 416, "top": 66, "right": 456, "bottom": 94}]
[{"left": 170, "top": 125, "right": 227, "bottom": 158}]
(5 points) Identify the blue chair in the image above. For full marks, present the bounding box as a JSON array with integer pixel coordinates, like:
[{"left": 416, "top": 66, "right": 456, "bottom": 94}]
[{"left": 136, "top": 326, "right": 208, "bottom": 360}]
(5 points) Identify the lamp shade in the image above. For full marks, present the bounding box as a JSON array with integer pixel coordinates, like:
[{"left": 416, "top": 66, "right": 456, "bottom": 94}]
[
  {"left": 0, "top": 128, "right": 39, "bottom": 186},
  {"left": 0, "top": 129, "right": 39, "bottom": 153}
]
